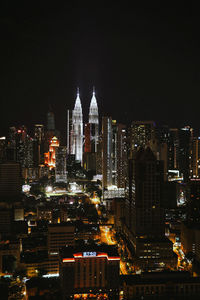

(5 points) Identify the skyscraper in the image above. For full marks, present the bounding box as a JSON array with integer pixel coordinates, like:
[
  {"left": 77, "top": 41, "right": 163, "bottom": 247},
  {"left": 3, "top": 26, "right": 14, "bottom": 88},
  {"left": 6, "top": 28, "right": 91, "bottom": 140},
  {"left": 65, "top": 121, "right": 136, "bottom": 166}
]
[
  {"left": 190, "top": 137, "right": 200, "bottom": 179},
  {"left": 129, "top": 120, "right": 156, "bottom": 153},
  {"left": 55, "top": 146, "right": 67, "bottom": 183},
  {"left": 102, "top": 116, "right": 113, "bottom": 188},
  {"left": 66, "top": 109, "right": 73, "bottom": 155},
  {"left": 72, "top": 89, "right": 83, "bottom": 163},
  {"left": 125, "top": 147, "right": 176, "bottom": 270},
  {"left": 47, "top": 111, "right": 55, "bottom": 132},
  {"left": 89, "top": 88, "right": 99, "bottom": 153},
  {"left": 178, "top": 126, "right": 193, "bottom": 182},
  {"left": 102, "top": 117, "right": 127, "bottom": 189},
  {"left": 33, "top": 124, "right": 44, "bottom": 168}
]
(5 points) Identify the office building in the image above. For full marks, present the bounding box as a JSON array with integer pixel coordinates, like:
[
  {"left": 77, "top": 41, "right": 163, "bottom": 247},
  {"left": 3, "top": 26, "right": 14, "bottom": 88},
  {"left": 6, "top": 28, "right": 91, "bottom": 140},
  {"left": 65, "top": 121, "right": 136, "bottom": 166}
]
[
  {"left": 190, "top": 137, "right": 200, "bottom": 179},
  {"left": 59, "top": 243, "right": 120, "bottom": 299},
  {"left": 125, "top": 147, "right": 176, "bottom": 270},
  {"left": 88, "top": 88, "right": 99, "bottom": 153},
  {"left": 66, "top": 109, "right": 73, "bottom": 155},
  {"left": 55, "top": 146, "right": 67, "bottom": 183},
  {"left": 129, "top": 121, "right": 156, "bottom": 153},
  {"left": 71, "top": 89, "right": 83, "bottom": 163}
]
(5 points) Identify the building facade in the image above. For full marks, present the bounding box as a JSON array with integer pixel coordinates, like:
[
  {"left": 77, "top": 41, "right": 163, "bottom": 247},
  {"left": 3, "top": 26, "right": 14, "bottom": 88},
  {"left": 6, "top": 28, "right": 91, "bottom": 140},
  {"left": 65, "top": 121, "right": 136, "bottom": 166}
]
[{"left": 59, "top": 244, "right": 120, "bottom": 299}]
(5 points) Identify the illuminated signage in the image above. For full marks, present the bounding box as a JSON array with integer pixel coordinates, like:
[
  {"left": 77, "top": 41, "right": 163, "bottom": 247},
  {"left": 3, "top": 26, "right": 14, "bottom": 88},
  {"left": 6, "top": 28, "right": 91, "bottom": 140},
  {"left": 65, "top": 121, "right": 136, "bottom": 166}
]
[{"left": 83, "top": 252, "right": 96, "bottom": 257}]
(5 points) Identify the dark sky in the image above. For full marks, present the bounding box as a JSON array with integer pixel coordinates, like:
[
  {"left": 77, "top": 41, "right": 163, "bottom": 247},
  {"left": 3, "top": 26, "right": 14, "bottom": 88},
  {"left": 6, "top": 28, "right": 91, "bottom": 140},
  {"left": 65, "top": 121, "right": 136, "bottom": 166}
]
[{"left": 1, "top": 3, "right": 200, "bottom": 137}]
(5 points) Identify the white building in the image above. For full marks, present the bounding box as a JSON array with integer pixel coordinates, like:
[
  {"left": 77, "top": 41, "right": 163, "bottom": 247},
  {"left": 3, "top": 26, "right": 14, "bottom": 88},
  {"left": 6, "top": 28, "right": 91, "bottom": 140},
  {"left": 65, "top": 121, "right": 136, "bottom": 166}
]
[
  {"left": 89, "top": 88, "right": 99, "bottom": 152},
  {"left": 72, "top": 89, "right": 83, "bottom": 163}
]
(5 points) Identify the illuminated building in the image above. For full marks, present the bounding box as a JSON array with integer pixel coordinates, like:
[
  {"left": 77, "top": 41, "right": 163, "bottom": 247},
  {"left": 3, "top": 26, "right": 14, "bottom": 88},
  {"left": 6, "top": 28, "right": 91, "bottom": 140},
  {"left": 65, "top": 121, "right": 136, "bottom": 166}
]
[
  {"left": 55, "top": 146, "right": 67, "bottom": 183},
  {"left": 190, "top": 137, "right": 200, "bottom": 179},
  {"left": 7, "top": 126, "right": 33, "bottom": 169},
  {"left": 66, "top": 109, "right": 73, "bottom": 155},
  {"left": 178, "top": 126, "right": 193, "bottom": 182},
  {"left": 129, "top": 120, "right": 156, "bottom": 152},
  {"left": 84, "top": 123, "right": 91, "bottom": 153},
  {"left": 83, "top": 123, "right": 96, "bottom": 172},
  {"left": 112, "top": 122, "right": 127, "bottom": 188},
  {"left": 89, "top": 88, "right": 99, "bottom": 153},
  {"left": 45, "top": 136, "right": 59, "bottom": 169},
  {"left": 168, "top": 128, "right": 179, "bottom": 170},
  {"left": 102, "top": 116, "right": 113, "bottom": 188},
  {"left": 33, "top": 124, "right": 45, "bottom": 167},
  {"left": 102, "top": 117, "right": 127, "bottom": 189},
  {"left": 72, "top": 89, "right": 83, "bottom": 163},
  {"left": 48, "top": 222, "right": 75, "bottom": 274},
  {"left": 0, "top": 136, "right": 6, "bottom": 162},
  {"left": 181, "top": 179, "right": 200, "bottom": 261},
  {"left": 48, "top": 223, "right": 75, "bottom": 256},
  {"left": 125, "top": 147, "right": 176, "bottom": 270},
  {"left": 59, "top": 243, "right": 120, "bottom": 299}
]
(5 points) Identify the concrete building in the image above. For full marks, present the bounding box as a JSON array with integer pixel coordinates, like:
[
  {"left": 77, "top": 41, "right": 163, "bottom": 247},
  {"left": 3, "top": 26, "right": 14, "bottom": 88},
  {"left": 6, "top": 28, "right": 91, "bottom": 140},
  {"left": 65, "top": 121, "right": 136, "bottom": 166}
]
[
  {"left": 124, "top": 147, "right": 177, "bottom": 270},
  {"left": 59, "top": 243, "right": 120, "bottom": 299}
]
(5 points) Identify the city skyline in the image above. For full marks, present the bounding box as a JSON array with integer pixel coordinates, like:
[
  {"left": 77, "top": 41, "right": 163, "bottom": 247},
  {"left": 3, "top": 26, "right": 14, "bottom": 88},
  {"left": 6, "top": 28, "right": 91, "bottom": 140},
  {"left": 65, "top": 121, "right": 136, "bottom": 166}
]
[{"left": 1, "top": 4, "right": 200, "bottom": 136}]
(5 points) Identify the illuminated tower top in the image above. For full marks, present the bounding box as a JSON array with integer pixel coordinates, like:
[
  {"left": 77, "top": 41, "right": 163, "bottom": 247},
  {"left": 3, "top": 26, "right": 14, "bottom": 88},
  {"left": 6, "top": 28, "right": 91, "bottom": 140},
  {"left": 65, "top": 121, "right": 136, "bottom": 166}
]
[
  {"left": 73, "top": 88, "right": 83, "bottom": 124},
  {"left": 89, "top": 87, "right": 99, "bottom": 124}
]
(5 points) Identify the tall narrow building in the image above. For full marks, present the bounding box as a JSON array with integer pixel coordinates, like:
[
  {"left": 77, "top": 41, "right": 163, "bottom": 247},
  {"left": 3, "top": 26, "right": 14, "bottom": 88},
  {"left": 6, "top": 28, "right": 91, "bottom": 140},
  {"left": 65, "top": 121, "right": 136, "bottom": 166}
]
[
  {"left": 72, "top": 89, "right": 83, "bottom": 163},
  {"left": 125, "top": 147, "right": 176, "bottom": 270},
  {"left": 66, "top": 109, "right": 73, "bottom": 155},
  {"left": 89, "top": 88, "right": 99, "bottom": 152},
  {"left": 102, "top": 116, "right": 113, "bottom": 188}
]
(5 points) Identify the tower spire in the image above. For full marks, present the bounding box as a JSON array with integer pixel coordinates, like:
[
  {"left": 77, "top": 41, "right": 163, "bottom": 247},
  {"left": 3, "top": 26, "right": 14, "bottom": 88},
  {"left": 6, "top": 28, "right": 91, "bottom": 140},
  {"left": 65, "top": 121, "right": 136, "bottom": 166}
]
[
  {"left": 89, "top": 87, "right": 99, "bottom": 152},
  {"left": 72, "top": 88, "right": 83, "bottom": 163}
]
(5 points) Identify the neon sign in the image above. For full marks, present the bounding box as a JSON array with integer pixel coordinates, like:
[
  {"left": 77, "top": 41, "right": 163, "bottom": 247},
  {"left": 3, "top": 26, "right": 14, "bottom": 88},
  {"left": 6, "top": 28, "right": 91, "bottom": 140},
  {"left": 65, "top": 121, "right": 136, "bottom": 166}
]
[{"left": 83, "top": 252, "right": 96, "bottom": 257}]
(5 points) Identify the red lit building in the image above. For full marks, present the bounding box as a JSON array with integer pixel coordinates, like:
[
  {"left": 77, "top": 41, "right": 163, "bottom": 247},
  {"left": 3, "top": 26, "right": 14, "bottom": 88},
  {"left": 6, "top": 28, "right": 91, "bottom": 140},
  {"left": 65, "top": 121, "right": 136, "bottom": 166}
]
[
  {"left": 44, "top": 136, "right": 59, "bottom": 169},
  {"left": 59, "top": 244, "right": 120, "bottom": 299}
]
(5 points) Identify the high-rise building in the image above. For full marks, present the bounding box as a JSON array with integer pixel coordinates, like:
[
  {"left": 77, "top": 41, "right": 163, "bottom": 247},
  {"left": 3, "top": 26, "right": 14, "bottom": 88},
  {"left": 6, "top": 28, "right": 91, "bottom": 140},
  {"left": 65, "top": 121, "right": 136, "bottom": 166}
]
[
  {"left": 102, "top": 116, "right": 113, "bottom": 188},
  {"left": 190, "top": 137, "right": 200, "bottom": 179},
  {"left": 45, "top": 108, "right": 57, "bottom": 154},
  {"left": 178, "top": 126, "right": 193, "bottom": 182},
  {"left": 168, "top": 128, "right": 179, "bottom": 170},
  {"left": 55, "top": 146, "right": 67, "bottom": 183},
  {"left": 84, "top": 123, "right": 92, "bottom": 153},
  {"left": 102, "top": 117, "right": 127, "bottom": 189},
  {"left": 113, "top": 122, "right": 127, "bottom": 188},
  {"left": 33, "top": 124, "right": 45, "bottom": 171},
  {"left": 83, "top": 123, "right": 97, "bottom": 172},
  {"left": 66, "top": 109, "right": 73, "bottom": 155},
  {"left": 44, "top": 136, "right": 59, "bottom": 169},
  {"left": 0, "top": 161, "right": 22, "bottom": 197},
  {"left": 125, "top": 147, "right": 176, "bottom": 270},
  {"left": 71, "top": 89, "right": 83, "bottom": 163},
  {"left": 48, "top": 222, "right": 75, "bottom": 274},
  {"left": 89, "top": 88, "right": 99, "bottom": 153},
  {"left": 7, "top": 126, "right": 17, "bottom": 161},
  {"left": 129, "top": 120, "right": 156, "bottom": 153},
  {"left": 47, "top": 110, "right": 55, "bottom": 132}
]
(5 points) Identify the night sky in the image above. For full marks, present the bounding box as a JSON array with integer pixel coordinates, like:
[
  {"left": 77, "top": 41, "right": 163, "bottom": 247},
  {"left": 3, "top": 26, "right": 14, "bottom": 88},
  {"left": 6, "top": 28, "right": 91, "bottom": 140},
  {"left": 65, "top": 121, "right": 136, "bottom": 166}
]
[{"left": 1, "top": 3, "right": 200, "bottom": 137}]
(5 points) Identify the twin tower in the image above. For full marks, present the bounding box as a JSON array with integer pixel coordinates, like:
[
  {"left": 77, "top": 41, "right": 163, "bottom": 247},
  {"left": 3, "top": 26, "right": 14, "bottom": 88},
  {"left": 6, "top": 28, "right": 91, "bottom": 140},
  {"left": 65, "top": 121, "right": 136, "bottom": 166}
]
[{"left": 67, "top": 88, "right": 99, "bottom": 163}]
